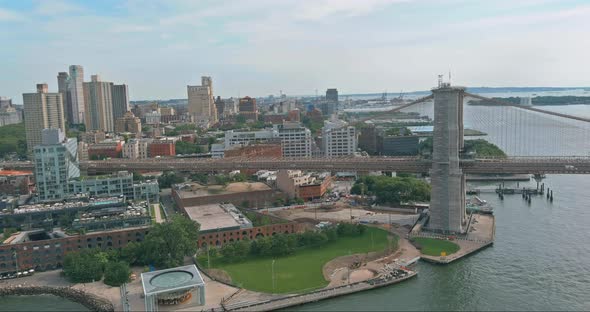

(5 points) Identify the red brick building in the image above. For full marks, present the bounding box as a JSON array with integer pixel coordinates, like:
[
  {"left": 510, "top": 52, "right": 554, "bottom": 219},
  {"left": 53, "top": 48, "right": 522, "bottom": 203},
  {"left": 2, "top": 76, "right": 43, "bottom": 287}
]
[
  {"left": 238, "top": 96, "right": 258, "bottom": 122},
  {"left": 0, "top": 170, "right": 34, "bottom": 195},
  {"left": 197, "top": 222, "right": 301, "bottom": 248},
  {"left": 263, "top": 114, "right": 286, "bottom": 124},
  {"left": 298, "top": 175, "right": 332, "bottom": 200},
  {"left": 0, "top": 227, "right": 149, "bottom": 273},
  {"left": 149, "top": 140, "right": 176, "bottom": 157},
  {"left": 288, "top": 109, "right": 301, "bottom": 122},
  {"left": 88, "top": 140, "right": 123, "bottom": 159}
]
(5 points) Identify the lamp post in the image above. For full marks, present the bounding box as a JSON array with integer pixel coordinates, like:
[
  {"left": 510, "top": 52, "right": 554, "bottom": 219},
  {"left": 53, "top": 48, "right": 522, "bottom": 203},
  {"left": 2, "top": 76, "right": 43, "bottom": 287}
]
[{"left": 272, "top": 259, "right": 276, "bottom": 292}]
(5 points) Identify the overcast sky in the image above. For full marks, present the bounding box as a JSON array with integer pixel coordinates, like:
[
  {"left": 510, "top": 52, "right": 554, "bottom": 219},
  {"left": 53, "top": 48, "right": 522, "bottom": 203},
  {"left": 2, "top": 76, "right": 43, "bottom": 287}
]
[{"left": 1, "top": 0, "right": 589, "bottom": 101}]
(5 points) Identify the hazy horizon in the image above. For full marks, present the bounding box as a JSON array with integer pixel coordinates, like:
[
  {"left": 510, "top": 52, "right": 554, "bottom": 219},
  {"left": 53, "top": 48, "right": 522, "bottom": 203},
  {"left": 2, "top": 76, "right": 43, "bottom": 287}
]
[{"left": 1, "top": 0, "right": 589, "bottom": 101}]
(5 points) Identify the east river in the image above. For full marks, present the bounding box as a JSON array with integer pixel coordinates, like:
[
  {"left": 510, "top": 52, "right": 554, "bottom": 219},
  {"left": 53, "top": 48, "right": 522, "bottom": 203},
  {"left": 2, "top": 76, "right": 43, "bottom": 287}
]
[{"left": 1, "top": 101, "right": 590, "bottom": 311}]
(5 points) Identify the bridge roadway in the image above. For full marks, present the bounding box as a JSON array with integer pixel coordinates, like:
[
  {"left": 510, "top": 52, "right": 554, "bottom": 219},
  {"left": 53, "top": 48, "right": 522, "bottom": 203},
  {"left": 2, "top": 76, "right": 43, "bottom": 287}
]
[{"left": 4, "top": 157, "right": 590, "bottom": 174}]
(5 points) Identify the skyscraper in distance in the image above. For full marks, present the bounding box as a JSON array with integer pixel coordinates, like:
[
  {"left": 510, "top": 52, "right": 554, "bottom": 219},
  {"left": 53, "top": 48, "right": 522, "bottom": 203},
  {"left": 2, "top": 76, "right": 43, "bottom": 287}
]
[
  {"left": 111, "top": 84, "right": 129, "bottom": 120},
  {"left": 57, "top": 72, "right": 72, "bottom": 123},
  {"left": 187, "top": 76, "right": 218, "bottom": 126},
  {"left": 84, "top": 75, "right": 114, "bottom": 132},
  {"left": 68, "top": 65, "right": 85, "bottom": 124},
  {"left": 22, "top": 83, "right": 66, "bottom": 151}
]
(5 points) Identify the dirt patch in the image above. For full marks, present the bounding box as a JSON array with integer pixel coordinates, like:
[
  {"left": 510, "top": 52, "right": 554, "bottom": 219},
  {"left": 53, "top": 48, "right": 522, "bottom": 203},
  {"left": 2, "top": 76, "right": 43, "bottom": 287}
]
[
  {"left": 206, "top": 269, "right": 232, "bottom": 284},
  {"left": 349, "top": 269, "right": 376, "bottom": 283},
  {"left": 322, "top": 250, "right": 389, "bottom": 281}
]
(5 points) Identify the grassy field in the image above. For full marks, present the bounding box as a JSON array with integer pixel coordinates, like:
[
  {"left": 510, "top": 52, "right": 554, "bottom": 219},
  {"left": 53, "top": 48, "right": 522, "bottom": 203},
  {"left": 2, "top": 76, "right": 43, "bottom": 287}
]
[
  {"left": 198, "top": 227, "right": 395, "bottom": 293},
  {"left": 412, "top": 237, "right": 460, "bottom": 256}
]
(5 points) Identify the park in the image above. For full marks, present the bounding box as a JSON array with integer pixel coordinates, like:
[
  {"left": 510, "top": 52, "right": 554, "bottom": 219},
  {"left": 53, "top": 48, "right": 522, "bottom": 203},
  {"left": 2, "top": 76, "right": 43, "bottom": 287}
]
[{"left": 197, "top": 225, "right": 397, "bottom": 293}]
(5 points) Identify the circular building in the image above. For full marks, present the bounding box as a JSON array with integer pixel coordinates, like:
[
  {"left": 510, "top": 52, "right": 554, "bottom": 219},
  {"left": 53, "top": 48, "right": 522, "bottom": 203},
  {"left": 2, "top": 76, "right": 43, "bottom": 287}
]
[{"left": 141, "top": 264, "right": 206, "bottom": 311}]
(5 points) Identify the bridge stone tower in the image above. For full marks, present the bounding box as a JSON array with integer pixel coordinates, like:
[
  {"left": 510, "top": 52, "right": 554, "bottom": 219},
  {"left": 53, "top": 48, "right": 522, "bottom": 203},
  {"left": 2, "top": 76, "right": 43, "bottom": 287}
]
[{"left": 428, "top": 85, "right": 467, "bottom": 234}]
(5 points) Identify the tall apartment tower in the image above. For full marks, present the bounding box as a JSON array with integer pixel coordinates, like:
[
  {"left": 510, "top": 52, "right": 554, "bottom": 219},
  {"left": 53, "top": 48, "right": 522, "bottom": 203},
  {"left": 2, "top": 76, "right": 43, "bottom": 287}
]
[
  {"left": 84, "top": 75, "right": 114, "bottom": 132},
  {"left": 22, "top": 83, "right": 66, "bottom": 151},
  {"left": 326, "top": 88, "right": 338, "bottom": 102},
  {"left": 428, "top": 85, "right": 467, "bottom": 234},
  {"left": 187, "top": 76, "right": 218, "bottom": 126},
  {"left": 238, "top": 96, "right": 258, "bottom": 122},
  {"left": 67, "top": 65, "right": 85, "bottom": 124},
  {"left": 33, "top": 129, "right": 80, "bottom": 202},
  {"left": 112, "top": 84, "right": 130, "bottom": 120},
  {"left": 57, "top": 72, "right": 72, "bottom": 123}
]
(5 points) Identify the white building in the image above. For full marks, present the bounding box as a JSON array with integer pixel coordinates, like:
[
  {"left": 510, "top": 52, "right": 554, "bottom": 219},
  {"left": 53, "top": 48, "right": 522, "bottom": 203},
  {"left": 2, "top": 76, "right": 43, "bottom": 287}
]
[
  {"left": 277, "top": 122, "right": 312, "bottom": 157},
  {"left": 223, "top": 129, "right": 279, "bottom": 149},
  {"left": 123, "top": 138, "right": 153, "bottom": 159},
  {"left": 322, "top": 119, "right": 357, "bottom": 157},
  {"left": 144, "top": 110, "right": 161, "bottom": 125}
]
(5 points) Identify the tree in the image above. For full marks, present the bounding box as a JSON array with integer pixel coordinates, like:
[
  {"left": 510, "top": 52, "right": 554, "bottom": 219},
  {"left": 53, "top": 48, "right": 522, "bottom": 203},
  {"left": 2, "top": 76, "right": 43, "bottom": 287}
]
[
  {"left": 157, "top": 171, "right": 184, "bottom": 188},
  {"left": 103, "top": 261, "right": 131, "bottom": 286},
  {"left": 236, "top": 114, "right": 247, "bottom": 124},
  {"left": 294, "top": 197, "right": 305, "bottom": 205},
  {"left": 176, "top": 141, "right": 202, "bottom": 155},
  {"left": 138, "top": 215, "right": 200, "bottom": 268},
  {"left": 190, "top": 173, "right": 208, "bottom": 185},
  {"left": 63, "top": 250, "right": 104, "bottom": 283}
]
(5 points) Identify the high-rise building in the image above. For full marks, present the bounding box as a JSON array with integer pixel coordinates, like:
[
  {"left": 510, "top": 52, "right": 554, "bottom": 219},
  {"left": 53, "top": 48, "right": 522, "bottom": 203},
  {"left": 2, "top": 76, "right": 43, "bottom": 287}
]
[
  {"left": 321, "top": 119, "right": 357, "bottom": 157},
  {"left": 33, "top": 129, "right": 80, "bottom": 202},
  {"left": 115, "top": 111, "right": 142, "bottom": 137},
  {"left": 112, "top": 84, "right": 129, "bottom": 120},
  {"left": 238, "top": 96, "right": 258, "bottom": 122},
  {"left": 326, "top": 88, "right": 338, "bottom": 103},
  {"left": 57, "top": 72, "right": 72, "bottom": 124},
  {"left": 84, "top": 75, "right": 114, "bottom": 132},
  {"left": 67, "top": 65, "right": 85, "bottom": 124},
  {"left": 23, "top": 84, "right": 66, "bottom": 151},
  {"left": 187, "top": 76, "right": 218, "bottom": 126}
]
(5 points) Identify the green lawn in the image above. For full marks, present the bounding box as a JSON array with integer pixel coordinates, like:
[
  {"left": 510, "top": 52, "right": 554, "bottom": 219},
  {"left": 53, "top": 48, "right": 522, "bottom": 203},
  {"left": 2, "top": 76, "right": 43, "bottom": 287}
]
[
  {"left": 412, "top": 237, "right": 460, "bottom": 256},
  {"left": 198, "top": 227, "right": 395, "bottom": 293}
]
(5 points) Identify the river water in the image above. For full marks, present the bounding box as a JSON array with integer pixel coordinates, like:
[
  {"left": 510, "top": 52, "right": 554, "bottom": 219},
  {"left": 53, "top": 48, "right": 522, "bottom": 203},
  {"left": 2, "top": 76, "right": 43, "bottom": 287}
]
[
  {"left": 1, "top": 103, "right": 589, "bottom": 311},
  {"left": 294, "top": 103, "right": 590, "bottom": 311}
]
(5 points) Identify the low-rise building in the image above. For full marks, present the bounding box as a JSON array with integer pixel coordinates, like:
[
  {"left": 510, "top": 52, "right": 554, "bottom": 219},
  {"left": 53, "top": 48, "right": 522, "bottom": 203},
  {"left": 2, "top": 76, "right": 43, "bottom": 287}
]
[
  {"left": 114, "top": 111, "right": 141, "bottom": 137},
  {"left": 68, "top": 171, "right": 159, "bottom": 202},
  {"left": 88, "top": 139, "right": 124, "bottom": 159},
  {"left": 276, "top": 170, "right": 331, "bottom": 201},
  {"left": 172, "top": 181, "right": 276, "bottom": 209},
  {"left": 0, "top": 170, "right": 34, "bottom": 195},
  {"left": 149, "top": 139, "right": 176, "bottom": 157}
]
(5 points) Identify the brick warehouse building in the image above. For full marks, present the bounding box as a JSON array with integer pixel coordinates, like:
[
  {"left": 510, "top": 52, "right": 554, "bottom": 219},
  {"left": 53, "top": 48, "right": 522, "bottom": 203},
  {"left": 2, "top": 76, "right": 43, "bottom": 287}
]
[
  {"left": 172, "top": 182, "right": 279, "bottom": 209},
  {"left": 197, "top": 222, "right": 300, "bottom": 249},
  {"left": 0, "top": 226, "right": 149, "bottom": 273}
]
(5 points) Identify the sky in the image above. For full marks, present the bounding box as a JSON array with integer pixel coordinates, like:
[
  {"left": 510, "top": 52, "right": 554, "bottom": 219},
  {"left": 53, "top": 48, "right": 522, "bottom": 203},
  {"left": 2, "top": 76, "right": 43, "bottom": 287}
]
[{"left": 1, "top": 0, "right": 589, "bottom": 101}]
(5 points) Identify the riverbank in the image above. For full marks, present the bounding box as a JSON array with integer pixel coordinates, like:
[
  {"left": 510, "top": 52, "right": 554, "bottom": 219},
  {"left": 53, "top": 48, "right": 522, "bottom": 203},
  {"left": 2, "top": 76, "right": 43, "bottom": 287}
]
[{"left": 0, "top": 285, "right": 113, "bottom": 312}]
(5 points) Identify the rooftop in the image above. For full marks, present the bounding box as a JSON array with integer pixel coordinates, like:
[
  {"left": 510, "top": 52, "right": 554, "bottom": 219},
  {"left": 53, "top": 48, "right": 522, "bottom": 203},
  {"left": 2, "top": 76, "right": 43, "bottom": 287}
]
[
  {"left": 0, "top": 170, "right": 33, "bottom": 176},
  {"left": 141, "top": 265, "right": 205, "bottom": 296},
  {"left": 183, "top": 203, "right": 253, "bottom": 232},
  {"left": 174, "top": 181, "right": 271, "bottom": 198}
]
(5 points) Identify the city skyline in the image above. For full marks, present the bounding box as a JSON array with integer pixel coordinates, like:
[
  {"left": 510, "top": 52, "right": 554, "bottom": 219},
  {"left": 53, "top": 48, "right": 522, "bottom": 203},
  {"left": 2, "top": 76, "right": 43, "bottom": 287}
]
[{"left": 1, "top": 0, "right": 589, "bottom": 101}]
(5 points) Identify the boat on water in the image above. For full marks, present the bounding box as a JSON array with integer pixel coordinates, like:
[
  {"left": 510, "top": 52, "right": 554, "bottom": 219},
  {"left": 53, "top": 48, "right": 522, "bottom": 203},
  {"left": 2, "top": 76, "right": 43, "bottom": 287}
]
[{"left": 466, "top": 196, "right": 494, "bottom": 214}]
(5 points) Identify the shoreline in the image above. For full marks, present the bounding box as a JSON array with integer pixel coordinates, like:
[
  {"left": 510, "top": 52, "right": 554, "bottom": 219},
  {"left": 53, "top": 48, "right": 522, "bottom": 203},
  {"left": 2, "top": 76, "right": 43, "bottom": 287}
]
[{"left": 0, "top": 285, "right": 114, "bottom": 312}]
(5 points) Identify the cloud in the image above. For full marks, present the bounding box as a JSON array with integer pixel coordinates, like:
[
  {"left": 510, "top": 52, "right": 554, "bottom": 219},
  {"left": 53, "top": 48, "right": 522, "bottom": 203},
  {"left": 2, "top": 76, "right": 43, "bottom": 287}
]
[
  {"left": 109, "top": 24, "right": 153, "bottom": 33},
  {"left": 35, "top": 0, "right": 83, "bottom": 16},
  {"left": 293, "top": 0, "right": 409, "bottom": 20},
  {"left": 0, "top": 7, "right": 24, "bottom": 22}
]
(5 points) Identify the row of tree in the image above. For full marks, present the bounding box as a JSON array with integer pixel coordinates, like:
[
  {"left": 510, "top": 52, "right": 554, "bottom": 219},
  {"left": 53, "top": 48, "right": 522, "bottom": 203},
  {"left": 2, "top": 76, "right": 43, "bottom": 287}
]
[
  {"left": 350, "top": 175, "right": 431, "bottom": 205},
  {"left": 217, "top": 223, "right": 367, "bottom": 263},
  {"left": 62, "top": 216, "right": 200, "bottom": 286}
]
